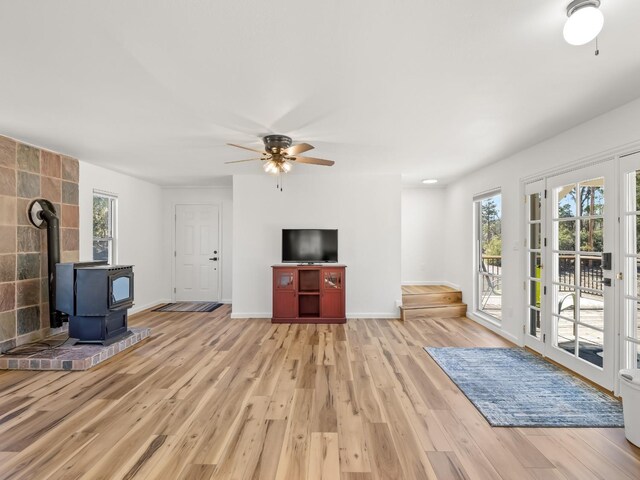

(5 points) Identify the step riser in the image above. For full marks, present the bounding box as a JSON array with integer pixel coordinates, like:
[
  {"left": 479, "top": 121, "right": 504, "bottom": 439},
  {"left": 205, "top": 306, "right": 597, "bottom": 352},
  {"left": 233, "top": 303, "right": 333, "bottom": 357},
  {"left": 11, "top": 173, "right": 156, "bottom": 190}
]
[
  {"left": 401, "top": 305, "right": 467, "bottom": 321},
  {"left": 402, "top": 292, "right": 462, "bottom": 307}
]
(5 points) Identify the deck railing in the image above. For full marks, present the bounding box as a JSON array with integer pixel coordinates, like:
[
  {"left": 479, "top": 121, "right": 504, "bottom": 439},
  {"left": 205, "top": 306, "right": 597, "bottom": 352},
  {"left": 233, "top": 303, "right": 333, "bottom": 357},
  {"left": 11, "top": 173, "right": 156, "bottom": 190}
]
[{"left": 482, "top": 254, "right": 604, "bottom": 297}]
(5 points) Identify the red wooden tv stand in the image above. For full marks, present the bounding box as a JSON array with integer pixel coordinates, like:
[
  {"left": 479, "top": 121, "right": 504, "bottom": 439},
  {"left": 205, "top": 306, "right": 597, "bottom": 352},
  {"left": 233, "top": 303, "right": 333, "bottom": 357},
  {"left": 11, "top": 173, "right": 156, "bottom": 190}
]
[{"left": 272, "top": 265, "right": 346, "bottom": 324}]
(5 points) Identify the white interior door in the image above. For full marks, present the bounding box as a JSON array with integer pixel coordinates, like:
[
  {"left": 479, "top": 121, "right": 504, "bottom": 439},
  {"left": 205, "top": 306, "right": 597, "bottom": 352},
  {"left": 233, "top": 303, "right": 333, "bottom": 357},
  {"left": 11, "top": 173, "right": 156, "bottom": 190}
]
[
  {"left": 524, "top": 180, "right": 546, "bottom": 354},
  {"left": 175, "top": 204, "right": 220, "bottom": 302},
  {"left": 546, "top": 160, "right": 616, "bottom": 390}
]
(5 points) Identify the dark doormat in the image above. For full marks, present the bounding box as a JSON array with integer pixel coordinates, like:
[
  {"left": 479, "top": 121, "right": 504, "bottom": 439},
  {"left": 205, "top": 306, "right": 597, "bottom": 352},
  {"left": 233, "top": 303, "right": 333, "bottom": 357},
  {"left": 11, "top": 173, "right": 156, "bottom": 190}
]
[{"left": 153, "top": 302, "right": 223, "bottom": 313}]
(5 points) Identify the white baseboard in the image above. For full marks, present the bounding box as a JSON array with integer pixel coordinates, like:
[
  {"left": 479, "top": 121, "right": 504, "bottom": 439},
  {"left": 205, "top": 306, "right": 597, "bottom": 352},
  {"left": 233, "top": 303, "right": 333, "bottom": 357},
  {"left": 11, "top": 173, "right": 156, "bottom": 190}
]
[
  {"left": 230, "top": 313, "right": 271, "bottom": 319},
  {"left": 130, "top": 299, "right": 171, "bottom": 315},
  {"left": 466, "top": 312, "right": 520, "bottom": 345},
  {"left": 401, "top": 280, "right": 461, "bottom": 290},
  {"left": 221, "top": 299, "right": 232, "bottom": 304},
  {"left": 346, "top": 313, "right": 400, "bottom": 319},
  {"left": 230, "top": 312, "right": 400, "bottom": 320}
]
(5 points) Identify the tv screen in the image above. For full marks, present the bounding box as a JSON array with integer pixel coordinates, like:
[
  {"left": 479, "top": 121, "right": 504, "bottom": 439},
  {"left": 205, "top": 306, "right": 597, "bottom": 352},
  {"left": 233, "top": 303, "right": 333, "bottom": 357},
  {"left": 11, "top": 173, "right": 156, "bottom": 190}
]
[{"left": 282, "top": 229, "right": 338, "bottom": 263}]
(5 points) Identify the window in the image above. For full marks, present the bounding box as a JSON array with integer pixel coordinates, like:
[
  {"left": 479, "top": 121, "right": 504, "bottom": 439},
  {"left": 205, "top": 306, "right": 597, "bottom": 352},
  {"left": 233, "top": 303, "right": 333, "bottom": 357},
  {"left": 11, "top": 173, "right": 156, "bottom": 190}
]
[
  {"left": 93, "top": 191, "right": 117, "bottom": 264},
  {"left": 475, "top": 192, "right": 502, "bottom": 321}
]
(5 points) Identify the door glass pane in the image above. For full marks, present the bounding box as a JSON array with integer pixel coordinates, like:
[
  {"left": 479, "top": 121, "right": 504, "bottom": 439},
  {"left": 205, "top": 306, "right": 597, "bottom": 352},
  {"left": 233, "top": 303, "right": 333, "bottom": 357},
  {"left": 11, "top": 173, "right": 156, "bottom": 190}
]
[
  {"left": 578, "top": 325, "right": 604, "bottom": 367},
  {"left": 529, "top": 252, "right": 542, "bottom": 278},
  {"left": 578, "top": 256, "right": 603, "bottom": 291},
  {"left": 630, "top": 300, "right": 640, "bottom": 340},
  {"left": 556, "top": 287, "right": 576, "bottom": 319},
  {"left": 558, "top": 184, "right": 576, "bottom": 218},
  {"left": 579, "top": 219, "right": 603, "bottom": 252},
  {"left": 636, "top": 217, "right": 640, "bottom": 254},
  {"left": 479, "top": 274, "right": 502, "bottom": 320},
  {"left": 529, "top": 280, "right": 541, "bottom": 308},
  {"left": 579, "top": 180, "right": 604, "bottom": 216},
  {"left": 633, "top": 342, "right": 640, "bottom": 369},
  {"left": 557, "top": 254, "right": 575, "bottom": 286},
  {"left": 557, "top": 317, "right": 576, "bottom": 354},
  {"left": 557, "top": 221, "right": 575, "bottom": 251},
  {"left": 530, "top": 193, "right": 541, "bottom": 221},
  {"left": 529, "top": 308, "right": 541, "bottom": 338},
  {"left": 577, "top": 292, "right": 604, "bottom": 330},
  {"left": 530, "top": 223, "right": 542, "bottom": 249}
]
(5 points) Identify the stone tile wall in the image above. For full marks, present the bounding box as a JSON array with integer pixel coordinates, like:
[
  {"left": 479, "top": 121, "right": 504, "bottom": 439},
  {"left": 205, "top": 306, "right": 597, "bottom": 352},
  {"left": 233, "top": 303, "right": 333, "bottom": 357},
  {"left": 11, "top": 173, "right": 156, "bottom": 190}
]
[{"left": 0, "top": 135, "right": 79, "bottom": 352}]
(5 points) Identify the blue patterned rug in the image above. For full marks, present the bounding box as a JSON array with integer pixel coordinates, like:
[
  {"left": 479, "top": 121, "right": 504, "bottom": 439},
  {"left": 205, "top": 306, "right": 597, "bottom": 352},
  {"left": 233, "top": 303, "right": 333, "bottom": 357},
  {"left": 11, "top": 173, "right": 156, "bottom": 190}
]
[{"left": 424, "top": 347, "right": 624, "bottom": 427}]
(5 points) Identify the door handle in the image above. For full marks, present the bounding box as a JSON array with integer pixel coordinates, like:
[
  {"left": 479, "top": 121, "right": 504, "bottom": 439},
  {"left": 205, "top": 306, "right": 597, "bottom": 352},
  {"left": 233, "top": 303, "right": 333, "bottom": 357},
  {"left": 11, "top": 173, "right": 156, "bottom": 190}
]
[{"left": 209, "top": 257, "right": 218, "bottom": 261}]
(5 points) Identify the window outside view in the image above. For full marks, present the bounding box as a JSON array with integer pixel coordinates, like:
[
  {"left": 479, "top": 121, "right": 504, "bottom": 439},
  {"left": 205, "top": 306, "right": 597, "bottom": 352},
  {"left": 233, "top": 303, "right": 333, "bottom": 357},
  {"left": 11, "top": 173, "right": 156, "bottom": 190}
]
[
  {"left": 478, "top": 193, "right": 502, "bottom": 321},
  {"left": 93, "top": 193, "right": 116, "bottom": 263}
]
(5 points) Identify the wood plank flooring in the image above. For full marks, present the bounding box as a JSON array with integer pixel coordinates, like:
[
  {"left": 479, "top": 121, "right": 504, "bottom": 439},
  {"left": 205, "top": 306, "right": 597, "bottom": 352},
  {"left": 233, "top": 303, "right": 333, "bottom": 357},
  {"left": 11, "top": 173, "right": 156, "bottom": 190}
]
[{"left": 0, "top": 305, "right": 639, "bottom": 479}]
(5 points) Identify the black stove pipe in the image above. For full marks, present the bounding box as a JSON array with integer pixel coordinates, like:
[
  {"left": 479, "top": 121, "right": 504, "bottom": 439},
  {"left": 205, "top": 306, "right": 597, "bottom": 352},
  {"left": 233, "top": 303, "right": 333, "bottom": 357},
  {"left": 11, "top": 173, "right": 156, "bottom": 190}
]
[{"left": 27, "top": 199, "right": 68, "bottom": 328}]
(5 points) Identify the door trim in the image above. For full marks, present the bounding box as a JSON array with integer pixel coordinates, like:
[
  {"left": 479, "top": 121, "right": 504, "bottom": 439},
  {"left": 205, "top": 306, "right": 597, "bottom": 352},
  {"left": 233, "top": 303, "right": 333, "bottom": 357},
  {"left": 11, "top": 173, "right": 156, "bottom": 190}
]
[{"left": 171, "top": 203, "right": 222, "bottom": 303}]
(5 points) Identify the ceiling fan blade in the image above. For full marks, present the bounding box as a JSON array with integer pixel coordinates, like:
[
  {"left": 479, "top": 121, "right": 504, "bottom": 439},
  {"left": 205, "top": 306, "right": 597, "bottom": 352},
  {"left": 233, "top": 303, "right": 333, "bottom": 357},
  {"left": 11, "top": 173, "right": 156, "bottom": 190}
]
[
  {"left": 292, "top": 156, "right": 335, "bottom": 166},
  {"left": 227, "top": 143, "right": 266, "bottom": 154},
  {"left": 224, "top": 157, "right": 264, "bottom": 164},
  {"left": 284, "top": 143, "right": 314, "bottom": 155}
]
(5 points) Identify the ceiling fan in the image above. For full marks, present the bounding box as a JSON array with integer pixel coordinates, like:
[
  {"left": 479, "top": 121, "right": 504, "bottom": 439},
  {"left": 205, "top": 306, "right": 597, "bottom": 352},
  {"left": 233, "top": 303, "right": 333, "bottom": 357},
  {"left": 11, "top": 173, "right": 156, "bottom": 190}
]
[{"left": 225, "top": 135, "right": 335, "bottom": 175}]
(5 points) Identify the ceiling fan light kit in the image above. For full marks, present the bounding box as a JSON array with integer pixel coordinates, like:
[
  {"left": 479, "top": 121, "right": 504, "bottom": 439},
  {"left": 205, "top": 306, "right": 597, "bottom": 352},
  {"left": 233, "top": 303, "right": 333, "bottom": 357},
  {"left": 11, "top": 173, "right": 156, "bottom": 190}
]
[
  {"left": 563, "top": 0, "right": 604, "bottom": 46},
  {"left": 226, "top": 134, "right": 335, "bottom": 191}
]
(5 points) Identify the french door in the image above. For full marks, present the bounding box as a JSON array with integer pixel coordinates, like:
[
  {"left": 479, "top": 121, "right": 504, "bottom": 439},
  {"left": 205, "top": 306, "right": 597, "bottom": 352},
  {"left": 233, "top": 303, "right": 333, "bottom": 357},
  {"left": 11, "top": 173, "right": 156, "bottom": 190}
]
[
  {"left": 525, "top": 160, "right": 616, "bottom": 390},
  {"left": 621, "top": 152, "right": 640, "bottom": 372},
  {"left": 524, "top": 180, "right": 546, "bottom": 353}
]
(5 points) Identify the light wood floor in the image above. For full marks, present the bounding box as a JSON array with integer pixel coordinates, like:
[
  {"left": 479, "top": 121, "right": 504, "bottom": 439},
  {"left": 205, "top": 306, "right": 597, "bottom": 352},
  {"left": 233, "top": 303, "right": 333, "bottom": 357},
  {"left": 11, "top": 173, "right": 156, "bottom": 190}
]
[{"left": 1, "top": 306, "right": 639, "bottom": 479}]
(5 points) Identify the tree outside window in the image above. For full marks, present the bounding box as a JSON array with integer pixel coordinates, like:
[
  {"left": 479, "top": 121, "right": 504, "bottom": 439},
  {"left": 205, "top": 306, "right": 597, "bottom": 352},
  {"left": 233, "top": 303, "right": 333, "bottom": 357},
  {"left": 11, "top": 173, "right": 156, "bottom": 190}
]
[{"left": 93, "top": 192, "right": 117, "bottom": 263}]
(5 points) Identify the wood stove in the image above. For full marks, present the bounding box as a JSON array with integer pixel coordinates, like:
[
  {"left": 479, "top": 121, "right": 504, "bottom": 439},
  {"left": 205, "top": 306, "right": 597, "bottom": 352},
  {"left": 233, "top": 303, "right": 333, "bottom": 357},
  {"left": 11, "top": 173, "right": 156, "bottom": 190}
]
[{"left": 56, "top": 261, "right": 134, "bottom": 345}]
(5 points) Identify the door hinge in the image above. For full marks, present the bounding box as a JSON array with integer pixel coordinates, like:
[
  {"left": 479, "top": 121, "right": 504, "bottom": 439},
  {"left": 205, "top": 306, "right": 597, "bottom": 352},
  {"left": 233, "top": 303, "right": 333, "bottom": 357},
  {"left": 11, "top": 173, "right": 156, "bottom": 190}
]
[
  {"left": 523, "top": 281, "right": 526, "bottom": 291},
  {"left": 544, "top": 237, "right": 547, "bottom": 247},
  {"left": 544, "top": 189, "right": 547, "bottom": 198},
  {"left": 174, "top": 287, "right": 176, "bottom": 293},
  {"left": 543, "top": 286, "right": 547, "bottom": 295},
  {"left": 543, "top": 333, "right": 546, "bottom": 343},
  {"left": 522, "top": 324, "right": 526, "bottom": 333},
  {"left": 174, "top": 250, "right": 176, "bottom": 257}
]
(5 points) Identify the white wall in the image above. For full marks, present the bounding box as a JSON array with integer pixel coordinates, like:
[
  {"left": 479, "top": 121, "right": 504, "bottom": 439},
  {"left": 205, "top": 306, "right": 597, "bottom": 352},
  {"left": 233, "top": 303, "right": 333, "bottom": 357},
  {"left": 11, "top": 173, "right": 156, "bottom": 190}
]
[
  {"left": 161, "top": 187, "right": 233, "bottom": 302},
  {"left": 79, "top": 162, "right": 166, "bottom": 313},
  {"left": 444, "top": 96, "right": 640, "bottom": 344},
  {"left": 232, "top": 174, "right": 402, "bottom": 318},
  {"left": 401, "top": 187, "right": 447, "bottom": 285}
]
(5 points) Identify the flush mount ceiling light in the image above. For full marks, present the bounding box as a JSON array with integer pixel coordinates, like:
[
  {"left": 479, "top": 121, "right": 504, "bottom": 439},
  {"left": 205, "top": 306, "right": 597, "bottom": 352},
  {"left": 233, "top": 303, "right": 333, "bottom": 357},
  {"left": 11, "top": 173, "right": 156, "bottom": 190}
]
[
  {"left": 422, "top": 179, "right": 438, "bottom": 184},
  {"left": 563, "top": 0, "right": 604, "bottom": 46}
]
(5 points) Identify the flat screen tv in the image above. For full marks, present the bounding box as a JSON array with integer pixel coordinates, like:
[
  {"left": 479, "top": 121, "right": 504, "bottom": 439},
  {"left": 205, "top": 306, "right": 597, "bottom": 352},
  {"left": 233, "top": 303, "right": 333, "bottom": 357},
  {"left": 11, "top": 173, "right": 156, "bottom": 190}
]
[{"left": 282, "top": 229, "right": 338, "bottom": 263}]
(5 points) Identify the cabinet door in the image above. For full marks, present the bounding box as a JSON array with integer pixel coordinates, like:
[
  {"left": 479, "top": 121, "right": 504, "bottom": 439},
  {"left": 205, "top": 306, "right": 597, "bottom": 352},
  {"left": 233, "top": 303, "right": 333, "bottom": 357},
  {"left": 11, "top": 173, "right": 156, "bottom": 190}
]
[
  {"left": 321, "top": 269, "right": 344, "bottom": 318},
  {"left": 273, "top": 269, "right": 297, "bottom": 318}
]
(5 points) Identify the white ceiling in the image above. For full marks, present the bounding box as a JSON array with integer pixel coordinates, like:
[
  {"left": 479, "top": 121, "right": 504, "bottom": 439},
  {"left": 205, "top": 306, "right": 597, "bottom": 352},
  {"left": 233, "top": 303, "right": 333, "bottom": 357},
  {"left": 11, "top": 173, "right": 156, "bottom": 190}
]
[{"left": 1, "top": 1, "right": 639, "bottom": 186}]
